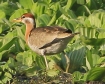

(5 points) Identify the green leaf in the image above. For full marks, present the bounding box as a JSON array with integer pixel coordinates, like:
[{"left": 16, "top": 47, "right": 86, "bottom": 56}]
[
  {"left": 65, "top": 0, "right": 76, "bottom": 11},
  {"left": 70, "top": 47, "right": 86, "bottom": 67},
  {"left": 67, "top": 10, "right": 77, "bottom": 19},
  {"left": 76, "top": 5, "right": 91, "bottom": 16},
  {"left": 86, "top": 0, "right": 98, "bottom": 9},
  {"left": 0, "top": 37, "right": 18, "bottom": 52},
  {"left": 47, "top": 69, "right": 59, "bottom": 77},
  {"left": 86, "top": 49, "right": 100, "bottom": 70},
  {"left": 16, "top": 51, "right": 35, "bottom": 66},
  {"left": 0, "top": 10, "right": 5, "bottom": 19},
  {"left": 61, "top": 46, "right": 86, "bottom": 72},
  {"left": 38, "top": 14, "right": 51, "bottom": 26},
  {"left": 86, "top": 50, "right": 93, "bottom": 70},
  {"left": 25, "top": 66, "right": 37, "bottom": 76},
  {"left": 9, "top": 9, "right": 27, "bottom": 21},
  {"left": 88, "top": 9, "right": 105, "bottom": 28},
  {"left": 14, "top": 26, "right": 25, "bottom": 50},
  {"left": 48, "top": 59, "right": 56, "bottom": 69},
  {"left": 48, "top": 14, "right": 56, "bottom": 26},
  {"left": 97, "top": 57, "right": 105, "bottom": 65},
  {"left": 92, "top": 54, "right": 100, "bottom": 66},
  {"left": 82, "top": 38, "right": 105, "bottom": 46},
  {"left": 4, "top": 72, "right": 12, "bottom": 79},
  {"left": 0, "top": 72, "right": 12, "bottom": 84},
  {"left": 0, "top": 50, "right": 8, "bottom": 61},
  {"left": 77, "top": 0, "right": 85, "bottom": 4},
  {"left": 59, "top": 5, "right": 69, "bottom": 18},
  {"left": 32, "top": 3, "right": 45, "bottom": 18},
  {"left": 7, "top": 57, "right": 15, "bottom": 69},
  {"left": 19, "top": 0, "right": 34, "bottom": 9},
  {"left": 86, "top": 67, "right": 105, "bottom": 81},
  {"left": 0, "top": 2, "right": 17, "bottom": 15},
  {"left": 73, "top": 71, "right": 82, "bottom": 81},
  {"left": 64, "top": 20, "right": 74, "bottom": 32},
  {"left": 36, "top": 56, "right": 46, "bottom": 69}
]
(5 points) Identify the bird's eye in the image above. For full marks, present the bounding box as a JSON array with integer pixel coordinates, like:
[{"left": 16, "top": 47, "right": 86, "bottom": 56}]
[{"left": 22, "top": 15, "right": 25, "bottom": 18}]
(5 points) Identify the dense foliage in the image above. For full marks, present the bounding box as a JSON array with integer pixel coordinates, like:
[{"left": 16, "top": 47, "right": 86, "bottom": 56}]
[{"left": 0, "top": 0, "right": 105, "bottom": 83}]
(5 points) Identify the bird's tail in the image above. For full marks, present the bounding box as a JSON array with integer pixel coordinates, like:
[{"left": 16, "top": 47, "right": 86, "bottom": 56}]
[
  {"left": 71, "top": 32, "right": 80, "bottom": 37},
  {"left": 74, "top": 32, "right": 80, "bottom": 35}
]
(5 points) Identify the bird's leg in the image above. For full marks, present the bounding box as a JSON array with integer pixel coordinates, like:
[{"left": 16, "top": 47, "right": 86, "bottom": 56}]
[
  {"left": 62, "top": 51, "right": 70, "bottom": 73},
  {"left": 41, "top": 50, "right": 49, "bottom": 70},
  {"left": 43, "top": 55, "right": 49, "bottom": 70}
]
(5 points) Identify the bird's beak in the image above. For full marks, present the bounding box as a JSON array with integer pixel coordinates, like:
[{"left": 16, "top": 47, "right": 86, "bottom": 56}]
[{"left": 13, "top": 17, "right": 22, "bottom": 22}]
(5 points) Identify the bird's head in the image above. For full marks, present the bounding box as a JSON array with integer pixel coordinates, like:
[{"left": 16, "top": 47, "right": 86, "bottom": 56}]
[{"left": 13, "top": 13, "right": 35, "bottom": 25}]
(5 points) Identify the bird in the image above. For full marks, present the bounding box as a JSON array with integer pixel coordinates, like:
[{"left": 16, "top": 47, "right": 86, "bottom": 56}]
[{"left": 13, "top": 13, "right": 79, "bottom": 72}]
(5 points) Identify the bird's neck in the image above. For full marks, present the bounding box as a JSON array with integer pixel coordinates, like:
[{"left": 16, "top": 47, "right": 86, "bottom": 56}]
[{"left": 25, "top": 23, "right": 35, "bottom": 43}]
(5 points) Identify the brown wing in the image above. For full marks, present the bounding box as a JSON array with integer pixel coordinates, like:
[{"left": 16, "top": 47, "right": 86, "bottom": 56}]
[{"left": 28, "top": 26, "right": 74, "bottom": 49}]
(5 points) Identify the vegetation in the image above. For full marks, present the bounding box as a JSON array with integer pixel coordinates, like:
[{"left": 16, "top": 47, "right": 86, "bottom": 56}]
[{"left": 0, "top": 0, "right": 105, "bottom": 83}]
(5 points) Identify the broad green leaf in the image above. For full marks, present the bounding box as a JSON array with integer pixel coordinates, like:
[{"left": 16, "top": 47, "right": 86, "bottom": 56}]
[
  {"left": 14, "top": 26, "right": 25, "bottom": 50},
  {"left": 47, "top": 69, "right": 59, "bottom": 77},
  {"left": 32, "top": 3, "right": 45, "bottom": 18},
  {"left": 68, "top": 19, "right": 78, "bottom": 30},
  {"left": 86, "top": 0, "right": 98, "bottom": 9},
  {"left": 0, "top": 10, "right": 5, "bottom": 19},
  {"left": 48, "top": 14, "right": 56, "bottom": 26},
  {"left": 67, "top": 10, "right": 77, "bottom": 19},
  {"left": 0, "top": 37, "right": 18, "bottom": 52},
  {"left": 46, "top": 0, "right": 51, "bottom": 4},
  {"left": 4, "top": 72, "right": 12, "bottom": 79},
  {"left": 36, "top": 56, "right": 46, "bottom": 69},
  {"left": 9, "top": 9, "right": 27, "bottom": 21},
  {"left": 61, "top": 46, "right": 86, "bottom": 72},
  {"left": 25, "top": 66, "right": 37, "bottom": 76},
  {"left": 0, "top": 50, "right": 8, "bottom": 61},
  {"left": 69, "top": 47, "right": 86, "bottom": 68},
  {"left": 86, "top": 67, "right": 105, "bottom": 81},
  {"left": 84, "top": 19, "right": 91, "bottom": 27},
  {"left": 65, "top": 0, "right": 76, "bottom": 11},
  {"left": 88, "top": 9, "right": 105, "bottom": 28},
  {"left": 59, "top": 5, "right": 70, "bottom": 19},
  {"left": 38, "top": 14, "right": 51, "bottom": 26},
  {"left": 56, "top": 17, "right": 65, "bottom": 26},
  {"left": 0, "top": 26, "right": 2, "bottom": 33},
  {"left": 0, "top": 72, "right": 2, "bottom": 76},
  {"left": 7, "top": 57, "right": 15, "bottom": 70},
  {"left": 15, "top": 26, "right": 25, "bottom": 40},
  {"left": 0, "top": 21, "right": 10, "bottom": 34},
  {"left": 76, "top": 5, "right": 91, "bottom": 16},
  {"left": 63, "top": 20, "right": 74, "bottom": 32},
  {"left": 16, "top": 51, "right": 35, "bottom": 66},
  {"left": 88, "top": 14, "right": 101, "bottom": 28},
  {"left": 86, "top": 50, "right": 93, "bottom": 70},
  {"left": 49, "top": 2, "right": 59, "bottom": 12},
  {"left": 73, "top": 71, "right": 82, "bottom": 81},
  {"left": 92, "top": 54, "right": 100, "bottom": 66},
  {"left": 97, "top": 57, "right": 105, "bottom": 65},
  {"left": 77, "top": 17, "right": 96, "bottom": 38},
  {"left": 77, "top": 0, "right": 85, "bottom": 4},
  {"left": 1, "top": 72, "right": 12, "bottom": 83},
  {"left": 86, "top": 50, "right": 100, "bottom": 70},
  {"left": 0, "top": 2, "right": 17, "bottom": 15},
  {"left": 82, "top": 38, "right": 105, "bottom": 46},
  {"left": 19, "top": 0, "right": 34, "bottom": 9}
]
